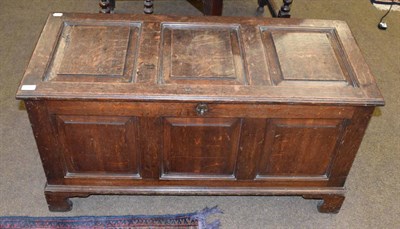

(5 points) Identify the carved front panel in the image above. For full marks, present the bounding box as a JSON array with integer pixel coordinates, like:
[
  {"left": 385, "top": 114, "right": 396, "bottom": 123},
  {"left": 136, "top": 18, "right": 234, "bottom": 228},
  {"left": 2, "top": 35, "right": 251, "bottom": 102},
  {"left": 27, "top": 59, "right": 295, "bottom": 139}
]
[
  {"left": 55, "top": 115, "right": 140, "bottom": 179},
  {"left": 162, "top": 117, "right": 242, "bottom": 179},
  {"left": 159, "top": 24, "right": 247, "bottom": 85},
  {"left": 257, "top": 119, "right": 345, "bottom": 180},
  {"left": 45, "top": 21, "right": 141, "bottom": 82}
]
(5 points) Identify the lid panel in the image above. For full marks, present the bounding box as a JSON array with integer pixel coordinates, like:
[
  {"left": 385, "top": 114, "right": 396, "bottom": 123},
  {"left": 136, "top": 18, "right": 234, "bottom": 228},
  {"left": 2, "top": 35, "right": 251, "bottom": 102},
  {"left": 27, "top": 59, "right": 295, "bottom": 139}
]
[
  {"left": 273, "top": 32, "right": 343, "bottom": 81},
  {"left": 159, "top": 24, "right": 247, "bottom": 85},
  {"left": 260, "top": 26, "right": 358, "bottom": 87},
  {"left": 15, "top": 13, "right": 384, "bottom": 106},
  {"left": 45, "top": 21, "right": 141, "bottom": 83}
]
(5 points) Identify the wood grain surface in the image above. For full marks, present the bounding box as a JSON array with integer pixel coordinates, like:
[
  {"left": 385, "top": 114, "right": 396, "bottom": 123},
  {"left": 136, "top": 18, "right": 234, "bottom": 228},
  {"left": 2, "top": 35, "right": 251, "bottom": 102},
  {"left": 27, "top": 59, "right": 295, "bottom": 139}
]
[
  {"left": 17, "top": 13, "right": 384, "bottom": 213},
  {"left": 16, "top": 13, "right": 384, "bottom": 106}
]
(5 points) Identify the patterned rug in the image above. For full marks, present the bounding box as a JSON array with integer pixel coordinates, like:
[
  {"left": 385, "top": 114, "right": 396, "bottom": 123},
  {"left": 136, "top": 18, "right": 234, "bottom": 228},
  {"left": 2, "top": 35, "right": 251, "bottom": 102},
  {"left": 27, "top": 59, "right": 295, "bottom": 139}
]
[{"left": 0, "top": 206, "right": 222, "bottom": 229}]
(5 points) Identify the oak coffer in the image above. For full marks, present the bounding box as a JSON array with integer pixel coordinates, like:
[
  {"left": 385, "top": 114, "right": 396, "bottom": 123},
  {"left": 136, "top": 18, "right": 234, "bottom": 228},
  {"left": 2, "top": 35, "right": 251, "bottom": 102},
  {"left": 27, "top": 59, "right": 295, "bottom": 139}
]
[{"left": 16, "top": 13, "right": 384, "bottom": 213}]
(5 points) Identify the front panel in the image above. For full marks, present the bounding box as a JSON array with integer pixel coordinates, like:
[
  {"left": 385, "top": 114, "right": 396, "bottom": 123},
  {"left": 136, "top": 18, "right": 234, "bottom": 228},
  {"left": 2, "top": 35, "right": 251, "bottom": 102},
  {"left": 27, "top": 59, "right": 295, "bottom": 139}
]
[
  {"left": 45, "top": 101, "right": 354, "bottom": 186},
  {"left": 54, "top": 115, "right": 141, "bottom": 179},
  {"left": 257, "top": 119, "right": 345, "bottom": 181},
  {"left": 161, "top": 117, "right": 242, "bottom": 180}
]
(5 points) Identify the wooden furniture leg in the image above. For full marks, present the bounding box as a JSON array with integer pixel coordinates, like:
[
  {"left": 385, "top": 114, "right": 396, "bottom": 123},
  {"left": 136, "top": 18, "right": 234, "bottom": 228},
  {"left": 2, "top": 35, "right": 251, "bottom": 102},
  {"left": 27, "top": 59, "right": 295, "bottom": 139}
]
[
  {"left": 99, "top": 0, "right": 222, "bottom": 16},
  {"left": 110, "top": 0, "right": 116, "bottom": 12},
  {"left": 144, "top": 0, "right": 154, "bottom": 14},
  {"left": 45, "top": 191, "right": 90, "bottom": 212},
  {"left": 45, "top": 192, "right": 73, "bottom": 212},
  {"left": 202, "top": 0, "right": 223, "bottom": 16},
  {"left": 278, "top": 0, "right": 293, "bottom": 17},
  {"left": 99, "top": 0, "right": 115, "bottom": 13},
  {"left": 143, "top": 0, "right": 222, "bottom": 15},
  {"left": 303, "top": 194, "right": 345, "bottom": 213},
  {"left": 258, "top": 0, "right": 293, "bottom": 18}
]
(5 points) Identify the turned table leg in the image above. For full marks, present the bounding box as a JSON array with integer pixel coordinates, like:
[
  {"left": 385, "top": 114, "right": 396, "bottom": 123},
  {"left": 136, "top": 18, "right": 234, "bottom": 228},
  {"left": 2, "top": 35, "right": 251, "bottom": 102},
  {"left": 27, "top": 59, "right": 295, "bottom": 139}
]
[
  {"left": 257, "top": 0, "right": 272, "bottom": 15},
  {"left": 303, "top": 194, "right": 345, "bottom": 213},
  {"left": 110, "top": 0, "right": 115, "bottom": 12},
  {"left": 99, "top": 0, "right": 115, "bottom": 13},
  {"left": 45, "top": 193, "right": 73, "bottom": 212},
  {"left": 202, "top": 0, "right": 223, "bottom": 16},
  {"left": 277, "top": 0, "right": 293, "bottom": 18},
  {"left": 258, "top": 0, "right": 293, "bottom": 18},
  {"left": 143, "top": 0, "right": 222, "bottom": 16},
  {"left": 144, "top": 0, "right": 154, "bottom": 14}
]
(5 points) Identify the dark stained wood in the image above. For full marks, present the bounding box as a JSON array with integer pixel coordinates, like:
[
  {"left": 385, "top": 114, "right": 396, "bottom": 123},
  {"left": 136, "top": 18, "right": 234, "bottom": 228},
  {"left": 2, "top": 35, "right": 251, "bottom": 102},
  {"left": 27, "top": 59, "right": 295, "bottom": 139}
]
[
  {"left": 45, "top": 185, "right": 345, "bottom": 196},
  {"left": 24, "top": 101, "right": 66, "bottom": 184},
  {"left": 99, "top": 0, "right": 115, "bottom": 13},
  {"left": 45, "top": 101, "right": 356, "bottom": 119},
  {"left": 55, "top": 115, "right": 140, "bottom": 178},
  {"left": 16, "top": 13, "right": 384, "bottom": 213},
  {"left": 58, "top": 27, "right": 128, "bottom": 75},
  {"left": 144, "top": 0, "right": 154, "bottom": 14},
  {"left": 258, "top": 0, "right": 293, "bottom": 18},
  {"left": 99, "top": 0, "right": 222, "bottom": 16},
  {"left": 303, "top": 194, "right": 345, "bottom": 213},
  {"left": 162, "top": 117, "right": 241, "bottom": 179},
  {"left": 45, "top": 192, "right": 73, "bottom": 212},
  {"left": 45, "top": 191, "right": 90, "bottom": 212},
  {"left": 169, "top": 28, "right": 235, "bottom": 78},
  {"left": 327, "top": 106, "right": 376, "bottom": 186},
  {"left": 273, "top": 32, "right": 345, "bottom": 81},
  {"left": 16, "top": 14, "right": 384, "bottom": 106},
  {"left": 45, "top": 20, "right": 141, "bottom": 83},
  {"left": 278, "top": 0, "right": 293, "bottom": 18},
  {"left": 202, "top": 0, "right": 223, "bottom": 16},
  {"left": 259, "top": 26, "right": 359, "bottom": 87},
  {"left": 235, "top": 119, "right": 267, "bottom": 180},
  {"left": 147, "top": 0, "right": 223, "bottom": 16},
  {"left": 160, "top": 23, "right": 247, "bottom": 85},
  {"left": 257, "top": 119, "right": 345, "bottom": 180},
  {"left": 139, "top": 118, "right": 162, "bottom": 179}
]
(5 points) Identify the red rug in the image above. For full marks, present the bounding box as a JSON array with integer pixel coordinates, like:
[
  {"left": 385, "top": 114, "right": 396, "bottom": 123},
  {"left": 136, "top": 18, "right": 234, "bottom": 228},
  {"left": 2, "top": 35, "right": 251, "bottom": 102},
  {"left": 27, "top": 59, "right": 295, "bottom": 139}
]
[{"left": 0, "top": 206, "right": 222, "bottom": 229}]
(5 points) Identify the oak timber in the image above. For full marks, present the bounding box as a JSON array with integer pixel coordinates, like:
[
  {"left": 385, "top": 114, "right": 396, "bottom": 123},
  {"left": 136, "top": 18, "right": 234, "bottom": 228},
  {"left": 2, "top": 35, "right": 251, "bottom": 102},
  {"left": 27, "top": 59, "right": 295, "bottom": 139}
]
[{"left": 16, "top": 13, "right": 384, "bottom": 213}]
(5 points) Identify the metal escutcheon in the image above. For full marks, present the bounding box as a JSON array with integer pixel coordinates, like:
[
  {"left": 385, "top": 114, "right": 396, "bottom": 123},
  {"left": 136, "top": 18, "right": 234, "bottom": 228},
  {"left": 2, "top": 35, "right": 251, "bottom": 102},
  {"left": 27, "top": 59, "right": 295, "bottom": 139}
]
[{"left": 196, "top": 103, "right": 208, "bottom": 116}]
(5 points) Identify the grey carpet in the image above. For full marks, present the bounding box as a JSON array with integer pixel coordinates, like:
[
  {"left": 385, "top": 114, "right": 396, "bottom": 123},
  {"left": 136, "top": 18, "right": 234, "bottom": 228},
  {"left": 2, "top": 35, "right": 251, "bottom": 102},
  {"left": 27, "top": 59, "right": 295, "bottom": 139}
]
[{"left": 0, "top": 0, "right": 399, "bottom": 228}]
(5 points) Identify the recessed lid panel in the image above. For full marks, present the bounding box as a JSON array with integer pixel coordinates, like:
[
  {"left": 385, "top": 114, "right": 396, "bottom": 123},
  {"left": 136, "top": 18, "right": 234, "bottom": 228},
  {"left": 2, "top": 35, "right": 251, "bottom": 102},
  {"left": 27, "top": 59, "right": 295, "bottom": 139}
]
[
  {"left": 159, "top": 24, "right": 247, "bottom": 85},
  {"left": 171, "top": 29, "right": 235, "bottom": 78},
  {"left": 273, "top": 32, "right": 344, "bottom": 81},
  {"left": 58, "top": 26, "right": 129, "bottom": 76},
  {"left": 16, "top": 13, "right": 383, "bottom": 106},
  {"left": 260, "top": 27, "right": 359, "bottom": 87},
  {"left": 45, "top": 21, "right": 141, "bottom": 83}
]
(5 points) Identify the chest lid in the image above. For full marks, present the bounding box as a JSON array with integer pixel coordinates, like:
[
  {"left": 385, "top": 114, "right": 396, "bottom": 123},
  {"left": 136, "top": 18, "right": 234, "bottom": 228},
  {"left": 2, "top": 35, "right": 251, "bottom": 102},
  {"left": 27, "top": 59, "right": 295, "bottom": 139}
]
[{"left": 16, "top": 13, "right": 384, "bottom": 106}]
